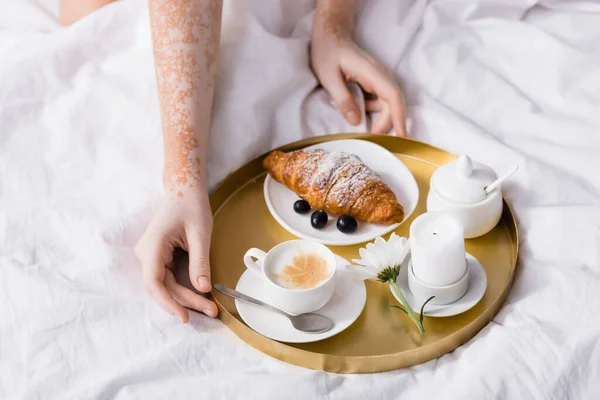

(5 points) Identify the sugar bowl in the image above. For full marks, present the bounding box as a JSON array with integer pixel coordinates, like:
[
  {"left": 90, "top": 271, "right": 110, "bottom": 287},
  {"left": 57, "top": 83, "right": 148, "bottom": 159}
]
[{"left": 427, "top": 155, "right": 515, "bottom": 239}]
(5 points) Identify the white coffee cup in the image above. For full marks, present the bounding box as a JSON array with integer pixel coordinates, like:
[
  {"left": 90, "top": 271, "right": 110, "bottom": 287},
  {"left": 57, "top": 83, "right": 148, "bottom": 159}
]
[{"left": 243, "top": 240, "right": 337, "bottom": 315}]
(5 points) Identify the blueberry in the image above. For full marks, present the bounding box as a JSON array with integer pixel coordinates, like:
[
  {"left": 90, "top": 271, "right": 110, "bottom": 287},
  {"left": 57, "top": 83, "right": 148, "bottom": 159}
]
[
  {"left": 293, "top": 200, "right": 311, "bottom": 214},
  {"left": 337, "top": 215, "right": 358, "bottom": 234},
  {"left": 311, "top": 210, "right": 328, "bottom": 229}
]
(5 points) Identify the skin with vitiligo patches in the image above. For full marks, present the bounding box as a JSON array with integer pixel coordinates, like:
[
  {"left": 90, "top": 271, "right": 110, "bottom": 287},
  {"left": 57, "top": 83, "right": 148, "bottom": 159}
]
[
  {"left": 317, "top": 0, "right": 356, "bottom": 42},
  {"left": 149, "top": 0, "right": 222, "bottom": 193}
]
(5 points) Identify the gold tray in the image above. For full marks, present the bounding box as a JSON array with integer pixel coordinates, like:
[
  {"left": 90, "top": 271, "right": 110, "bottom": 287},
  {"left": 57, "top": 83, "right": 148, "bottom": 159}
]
[{"left": 210, "top": 133, "right": 518, "bottom": 373}]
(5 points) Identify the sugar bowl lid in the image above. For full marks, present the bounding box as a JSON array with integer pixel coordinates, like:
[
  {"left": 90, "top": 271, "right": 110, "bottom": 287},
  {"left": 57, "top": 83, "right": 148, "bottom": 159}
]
[{"left": 430, "top": 155, "right": 496, "bottom": 203}]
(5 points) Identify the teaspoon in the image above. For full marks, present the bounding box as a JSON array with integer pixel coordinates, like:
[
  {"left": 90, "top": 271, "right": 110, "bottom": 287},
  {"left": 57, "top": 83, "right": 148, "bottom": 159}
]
[
  {"left": 213, "top": 284, "right": 334, "bottom": 334},
  {"left": 484, "top": 165, "right": 519, "bottom": 194}
]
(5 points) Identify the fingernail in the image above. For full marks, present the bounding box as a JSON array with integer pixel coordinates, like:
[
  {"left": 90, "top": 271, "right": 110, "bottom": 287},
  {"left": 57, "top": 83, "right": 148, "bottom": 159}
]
[
  {"left": 203, "top": 308, "right": 215, "bottom": 317},
  {"left": 345, "top": 110, "right": 360, "bottom": 125},
  {"left": 198, "top": 276, "right": 211, "bottom": 289}
]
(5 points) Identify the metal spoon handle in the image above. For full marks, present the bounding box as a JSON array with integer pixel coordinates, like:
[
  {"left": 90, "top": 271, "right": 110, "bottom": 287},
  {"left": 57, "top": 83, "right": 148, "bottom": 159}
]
[{"left": 213, "top": 284, "right": 291, "bottom": 318}]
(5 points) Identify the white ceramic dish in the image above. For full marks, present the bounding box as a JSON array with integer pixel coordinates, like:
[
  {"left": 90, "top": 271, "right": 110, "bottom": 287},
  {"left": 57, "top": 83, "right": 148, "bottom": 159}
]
[
  {"left": 426, "top": 155, "right": 503, "bottom": 239},
  {"left": 263, "top": 139, "right": 419, "bottom": 246},
  {"left": 235, "top": 255, "right": 367, "bottom": 343},
  {"left": 392, "top": 252, "right": 487, "bottom": 317}
]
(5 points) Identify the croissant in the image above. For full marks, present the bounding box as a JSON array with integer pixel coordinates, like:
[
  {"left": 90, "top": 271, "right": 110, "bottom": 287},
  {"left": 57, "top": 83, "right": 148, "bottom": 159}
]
[{"left": 263, "top": 149, "right": 404, "bottom": 224}]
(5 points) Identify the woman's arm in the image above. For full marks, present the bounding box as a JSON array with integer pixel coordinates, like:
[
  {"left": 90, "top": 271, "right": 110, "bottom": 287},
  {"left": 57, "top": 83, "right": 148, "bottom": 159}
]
[
  {"left": 135, "top": 0, "right": 223, "bottom": 322},
  {"left": 150, "top": 0, "right": 222, "bottom": 192},
  {"left": 311, "top": 0, "right": 407, "bottom": 136}
]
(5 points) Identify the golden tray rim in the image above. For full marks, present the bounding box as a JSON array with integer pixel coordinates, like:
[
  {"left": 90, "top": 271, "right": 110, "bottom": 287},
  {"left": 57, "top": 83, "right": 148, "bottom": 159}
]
[{"left": 209, "top": 133, "right": 519, "bottom": 374}]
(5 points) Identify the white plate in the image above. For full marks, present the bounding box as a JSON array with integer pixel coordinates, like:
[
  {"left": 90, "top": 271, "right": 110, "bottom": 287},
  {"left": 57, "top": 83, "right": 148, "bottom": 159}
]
[
  {"left": 263, "top": 139, "right": 419, "bottom": 246},
  {"left": 235, "top": 255, "right": 366, "bottom": 343},
  {"left": 392, "top": 253, "right": 487, "bottom": 318}
]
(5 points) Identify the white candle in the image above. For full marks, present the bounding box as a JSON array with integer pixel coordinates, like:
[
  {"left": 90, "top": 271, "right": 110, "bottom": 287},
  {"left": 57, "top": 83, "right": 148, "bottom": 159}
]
[{"left": 409, "top": 212, "right": 467, "bottom": 286}]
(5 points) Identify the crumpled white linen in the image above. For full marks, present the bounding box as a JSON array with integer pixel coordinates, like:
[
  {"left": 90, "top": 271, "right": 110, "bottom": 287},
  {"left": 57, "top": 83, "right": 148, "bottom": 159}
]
[{"left": 1, "top": 0, "right": 599, "bottom": 399}]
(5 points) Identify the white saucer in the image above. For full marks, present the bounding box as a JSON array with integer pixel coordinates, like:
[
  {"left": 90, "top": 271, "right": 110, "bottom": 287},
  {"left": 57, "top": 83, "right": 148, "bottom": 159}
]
[
  {"left": 235, "top": 255, "right": 367, "bottom": 343},
  {"left": 263, "top": 139, "right": 419, "bottom": 246},
  {"left": 392, "top": 253, "right": 487, "bottom": 318}
]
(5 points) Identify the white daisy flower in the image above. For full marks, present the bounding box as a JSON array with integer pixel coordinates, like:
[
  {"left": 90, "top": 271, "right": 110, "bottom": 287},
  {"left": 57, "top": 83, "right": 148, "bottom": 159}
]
[{"left": 349, "top": 233, "right": 410, "bottom": 280}]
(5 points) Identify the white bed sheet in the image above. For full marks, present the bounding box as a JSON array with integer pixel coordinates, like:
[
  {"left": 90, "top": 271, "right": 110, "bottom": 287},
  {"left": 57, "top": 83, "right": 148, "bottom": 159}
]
[{"left": 1, "top": 0, "right": 600, "bottom": 399}]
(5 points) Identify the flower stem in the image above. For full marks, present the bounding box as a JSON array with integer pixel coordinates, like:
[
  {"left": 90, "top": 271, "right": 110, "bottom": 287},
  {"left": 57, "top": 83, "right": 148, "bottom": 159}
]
[{"left": 389, "top": 281, "right": 425, "bottom": 335}]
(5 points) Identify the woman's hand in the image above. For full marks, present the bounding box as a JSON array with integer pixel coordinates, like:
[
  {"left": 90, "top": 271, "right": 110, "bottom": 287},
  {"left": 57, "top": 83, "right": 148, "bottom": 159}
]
[
  {"left": 310, "top": 0, "right": 407, "bottom": 136},
  {"left": 135, "top": 187, "right": 218, "bottom": 323},
  {"left": 311, "top": 38, "right": 407, "bottom": 136}
]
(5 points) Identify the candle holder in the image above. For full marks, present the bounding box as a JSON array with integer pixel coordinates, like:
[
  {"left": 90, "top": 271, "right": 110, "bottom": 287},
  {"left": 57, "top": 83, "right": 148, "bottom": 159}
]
[
  {"left": 393, "top": 251, "right": 488, "bottom": 318},
  {"left": 407, "top": 259, "right": 470, "bottom": 305}
]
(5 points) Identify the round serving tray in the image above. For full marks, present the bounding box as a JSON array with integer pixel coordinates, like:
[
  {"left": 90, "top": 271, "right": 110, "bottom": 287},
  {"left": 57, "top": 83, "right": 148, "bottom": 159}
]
[{"left": 209, "top": 133, "right": 519, "bottom": 374}]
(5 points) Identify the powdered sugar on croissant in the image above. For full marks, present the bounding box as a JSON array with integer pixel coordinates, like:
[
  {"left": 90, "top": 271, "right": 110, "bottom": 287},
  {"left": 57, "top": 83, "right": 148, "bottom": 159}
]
[{"left": 263, "top": 149, "right": 404, "bottom": 224}]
